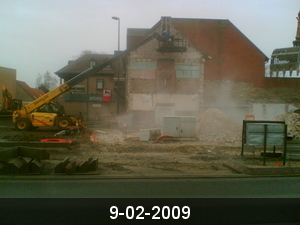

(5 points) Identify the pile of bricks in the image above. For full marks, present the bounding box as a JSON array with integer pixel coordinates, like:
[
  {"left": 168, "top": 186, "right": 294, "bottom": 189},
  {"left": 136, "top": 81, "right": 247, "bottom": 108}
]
[
  {"left": 0, "top": 146, "right": 50, "bottom": 174},
  {"left": 54, "top": 156, "right": 98, "bottom": 174}
]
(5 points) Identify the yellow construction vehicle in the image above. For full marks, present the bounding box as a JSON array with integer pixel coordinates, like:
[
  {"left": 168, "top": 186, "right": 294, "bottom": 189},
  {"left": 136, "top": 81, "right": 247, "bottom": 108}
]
[
  {"left": 1, "top": 87, "right": 22, "bottom": 114},
  {"left": 12, "top": 83, "right": 84, "bottom": 130},
  {"left": 13, "top": 32, "right": 182, "bottom": 130}
]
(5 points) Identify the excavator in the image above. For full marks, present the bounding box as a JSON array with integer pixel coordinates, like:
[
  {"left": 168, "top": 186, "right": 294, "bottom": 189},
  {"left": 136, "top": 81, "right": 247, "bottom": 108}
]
[
  {"left": 269, "top": 11, "right": 300, "bottom": 77},
  {"left": 13, "top": 31, "right": 187, "bottom": 130},
  {"left": 1, "top": 87, "right": 22, "bottom": 114}
]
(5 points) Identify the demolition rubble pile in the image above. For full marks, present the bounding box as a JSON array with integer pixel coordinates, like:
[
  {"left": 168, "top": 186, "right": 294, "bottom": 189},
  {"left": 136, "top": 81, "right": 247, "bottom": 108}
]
[
  {"left": 196, "top": 108, "right": 242, "bottom": 143},
  {"left": 90, "top": 129, "right": 125, "bottom": 144},
  {"left": 276, "top": 111, "right": 300, "bottom": 139}
]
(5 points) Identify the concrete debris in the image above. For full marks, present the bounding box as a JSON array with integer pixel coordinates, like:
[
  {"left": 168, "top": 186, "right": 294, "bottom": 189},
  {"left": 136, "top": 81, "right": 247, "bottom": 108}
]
[
  {"left": 115, "top": 113, "right": 134, "bottom": 127},
  {"left": 54, "top": 130, "right": 67, "bottom": 137},
  {"left": 276, "top": 111, "right": 300, "bottom": 139},
  {"left": 54, "top": 126, "right": 83, "bottom": 137},
  {"left": 90, "top": 129, "right": 124, "bottom": 144},
  {"left": 54, "top": 156, "right": 98, "bottom": 174},
  {"left": 93, "top": 130, "right": 108, "bottom": 134},
  {"left": 196, "top": 108, "right": 242, "bottom": 143}
]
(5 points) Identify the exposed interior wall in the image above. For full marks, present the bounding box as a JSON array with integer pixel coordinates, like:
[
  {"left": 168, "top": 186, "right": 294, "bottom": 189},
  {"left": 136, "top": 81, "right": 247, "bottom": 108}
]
[
  {"left": 126, "top": 25, "right": 204, "bottom": 126},
  {"left": 251, "top": 103, "right": 290, "bottom": 120}
]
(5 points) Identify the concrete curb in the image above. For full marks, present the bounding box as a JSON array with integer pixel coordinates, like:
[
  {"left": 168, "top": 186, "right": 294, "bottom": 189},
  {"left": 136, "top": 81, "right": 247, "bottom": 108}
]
[
  {"left": 0, "top": 142, "right": 71, "bottom": 148},
  {"left": 224, "top": 159, "right": 300, "bottom": 175}
]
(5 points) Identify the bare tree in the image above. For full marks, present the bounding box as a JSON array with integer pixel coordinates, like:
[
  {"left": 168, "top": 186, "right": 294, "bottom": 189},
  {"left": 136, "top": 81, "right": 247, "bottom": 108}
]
[
  {"left": 36, "top": 71, "right": 58, "bottom": 92},
  {"left": 73, "top": 50, "right": 108, "bottom": 59}
]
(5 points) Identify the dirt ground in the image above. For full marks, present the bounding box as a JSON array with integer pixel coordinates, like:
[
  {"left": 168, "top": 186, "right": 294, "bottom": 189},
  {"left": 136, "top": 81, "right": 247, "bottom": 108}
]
[
  {"left": 0, "top": 111, "right": 295, "bottom": 177},
  {"left": 0, "top": 115, "right": 245, "bottom": 176}
]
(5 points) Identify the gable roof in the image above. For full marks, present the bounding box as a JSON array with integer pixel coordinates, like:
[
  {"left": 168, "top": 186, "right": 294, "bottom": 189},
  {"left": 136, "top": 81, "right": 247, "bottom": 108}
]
[
  {"left": 171, "top": 17, "right": 268, "bottom": 61},
  {"left": 16, "top": 80, "right": 45, "bottom": 99},
  {"left": 126, "top": 16, "right": 268, "bottom": 87},
  {"left": 127, "top": 17, "right": 268, "bottom": 61},
  {"left": 55, "top": 54, "right": 114, "bottom": 80}
]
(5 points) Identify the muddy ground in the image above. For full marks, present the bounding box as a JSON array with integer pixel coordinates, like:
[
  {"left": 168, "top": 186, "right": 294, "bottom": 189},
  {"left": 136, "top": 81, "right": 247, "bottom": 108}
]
[{"left": 0, "top": 115, "right": 294, "bottom": 177}]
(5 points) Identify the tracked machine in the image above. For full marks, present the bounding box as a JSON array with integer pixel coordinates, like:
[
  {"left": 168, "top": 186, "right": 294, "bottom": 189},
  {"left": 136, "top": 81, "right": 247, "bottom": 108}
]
[{"left": 269, "top": 11, "right": 300, "bottom": 77}]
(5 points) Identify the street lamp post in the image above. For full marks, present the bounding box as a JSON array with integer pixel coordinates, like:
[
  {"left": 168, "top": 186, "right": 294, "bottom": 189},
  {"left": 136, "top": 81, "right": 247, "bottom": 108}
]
[
  {"left": 112, "top": 16, "right": 120, "bottom": 51},
  {"left": 112, "top": 16, "right": 120, "bottom": 114}
]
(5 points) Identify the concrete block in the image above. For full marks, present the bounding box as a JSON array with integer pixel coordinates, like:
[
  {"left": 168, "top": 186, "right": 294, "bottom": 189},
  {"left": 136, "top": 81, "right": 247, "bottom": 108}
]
[
  {"left": 19, "top": 157, "right": 31, "bottom": 174},
  {"left": 7, "top": 157, "right": 27, "bottom": 174},
  {"left": 78, "top": 161, "right": 89, "bottom": 173},
  {"left": 0, "top": 163, "right": 8, "bottom": 174},
  {"left": 19, "top": 146, "right": 50, "bottom": 160},
  {"left": 65, "top": 161, "right": 77, "bottom": 174},
  {"left": 54, "top": 157, "right": 70, "bottom": 173},
  {"left": 0, "top": 147, "right": 19, "bottom": 162},
  {"left": 71, "top": 157, "right": 82, "bottom": 166},
  {"left": 30, "top": 159, "right": 43, "bottom": 174},
  {"left": 88, "top": 158, "right": 98, "bottom": 171}
]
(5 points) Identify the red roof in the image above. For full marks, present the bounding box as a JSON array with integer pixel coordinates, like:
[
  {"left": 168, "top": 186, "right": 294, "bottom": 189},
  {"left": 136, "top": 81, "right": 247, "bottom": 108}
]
[
  {"left": 55, "top": 54, "right": 114, "bottom": 80},
  {"left": 17, "top": 80, "right": 45, "bottom": 99}
]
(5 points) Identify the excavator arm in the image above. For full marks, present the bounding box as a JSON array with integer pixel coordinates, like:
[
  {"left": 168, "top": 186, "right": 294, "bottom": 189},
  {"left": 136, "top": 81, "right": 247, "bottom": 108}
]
[{"left": 2, "top": 87, "right": 22, "bottom": 112}]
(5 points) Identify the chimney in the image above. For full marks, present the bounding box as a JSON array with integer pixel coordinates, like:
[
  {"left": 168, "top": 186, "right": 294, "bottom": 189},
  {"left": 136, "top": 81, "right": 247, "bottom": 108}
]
[{"left": 293, "top": 11, "right": 300, "bottom": 47}]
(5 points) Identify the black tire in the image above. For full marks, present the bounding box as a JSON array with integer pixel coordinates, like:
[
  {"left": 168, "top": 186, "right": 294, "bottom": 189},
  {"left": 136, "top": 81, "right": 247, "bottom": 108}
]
[
  {"left": 57, "top": 116, "right": 72, "bottom": 129},
  {"left": 15, "top": 118, "right": 32, "bottom": 131}
]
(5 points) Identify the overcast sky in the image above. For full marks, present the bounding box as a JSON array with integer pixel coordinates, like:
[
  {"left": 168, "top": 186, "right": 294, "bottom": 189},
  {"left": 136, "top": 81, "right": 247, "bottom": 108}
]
[{"left": 1, "top": 0, "right": 299, "bottom": 87}]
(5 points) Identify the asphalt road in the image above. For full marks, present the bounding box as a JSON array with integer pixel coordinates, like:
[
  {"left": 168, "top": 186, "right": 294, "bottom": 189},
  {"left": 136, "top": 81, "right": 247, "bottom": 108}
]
[
  {"left": 0, "top": 176, "right": 300, "bottom": 198},
  {"left": 1, "top": 176, "right": 300, "bottom": 224}
]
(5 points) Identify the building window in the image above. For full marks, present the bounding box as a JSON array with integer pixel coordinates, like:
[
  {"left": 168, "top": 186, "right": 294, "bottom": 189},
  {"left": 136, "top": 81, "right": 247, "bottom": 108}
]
[
  {"left": 70, "top": 85, "right": 85, "bottom": 92},
  {"left": 96, "top": 79, "right": 104, "bottom": 90}
]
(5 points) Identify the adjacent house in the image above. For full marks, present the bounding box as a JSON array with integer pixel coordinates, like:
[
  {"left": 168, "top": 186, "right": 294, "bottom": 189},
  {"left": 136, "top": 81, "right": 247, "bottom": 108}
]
[
  {"left": 16, "top": 80, "right": 45, "bottom": 103},
  {"left": 1, "top": 66, "right": 45, "bottom": 109},
  {"left": 55, "top": 54, "right": 124, "bottom": 121}
]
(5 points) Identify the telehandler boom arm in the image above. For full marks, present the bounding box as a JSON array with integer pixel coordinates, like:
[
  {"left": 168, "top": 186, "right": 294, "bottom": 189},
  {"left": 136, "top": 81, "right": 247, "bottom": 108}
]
[{"left": 16, "top": 32, "right": 160, "bottom": 116}]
